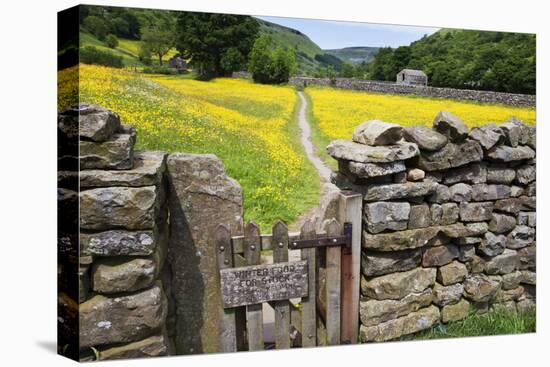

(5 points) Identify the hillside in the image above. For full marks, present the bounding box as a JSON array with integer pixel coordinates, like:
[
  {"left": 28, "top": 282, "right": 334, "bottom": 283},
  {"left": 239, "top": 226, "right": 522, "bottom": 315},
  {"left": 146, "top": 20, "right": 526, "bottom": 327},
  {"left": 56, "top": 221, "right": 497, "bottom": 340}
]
[
  {"left": 367, "top": 29, "right": 535, "bottom": 94},
  {"left": 324, "top": 46, "right": 379, "bottom": 65},
  {"left": 257, "top": 19, "right": 344, "bottom": 74}
]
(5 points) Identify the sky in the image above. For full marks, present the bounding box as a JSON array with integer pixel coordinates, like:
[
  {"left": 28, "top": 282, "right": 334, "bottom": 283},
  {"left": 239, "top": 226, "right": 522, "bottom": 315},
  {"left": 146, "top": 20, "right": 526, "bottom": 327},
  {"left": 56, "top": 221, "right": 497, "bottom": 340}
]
[{"left": 256, "top": 16, "right": 440, "bottom": 49}]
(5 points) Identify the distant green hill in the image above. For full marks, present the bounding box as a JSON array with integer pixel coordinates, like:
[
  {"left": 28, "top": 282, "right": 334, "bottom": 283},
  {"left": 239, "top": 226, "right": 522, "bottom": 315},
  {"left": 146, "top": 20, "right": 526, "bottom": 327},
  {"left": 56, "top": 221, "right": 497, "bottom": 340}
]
[
  {"left": 324, "top": 47, "right": 379, "bottom": 65},
  {"left": 257, "top": 19, "right": 344, "bottom": 74},
  {"left": 367, "top": 29, "right": 535, "bottom": 94}
]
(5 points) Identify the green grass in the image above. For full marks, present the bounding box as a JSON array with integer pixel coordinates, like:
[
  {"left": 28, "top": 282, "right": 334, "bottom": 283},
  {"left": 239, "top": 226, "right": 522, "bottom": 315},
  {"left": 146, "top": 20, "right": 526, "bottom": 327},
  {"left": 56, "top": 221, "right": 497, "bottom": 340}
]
[
  {"left": 80, "top": 32, "right": 179, "bottom": 68},
  {"left": 413, "top": 310, "right": 536, "bottom": 340}
]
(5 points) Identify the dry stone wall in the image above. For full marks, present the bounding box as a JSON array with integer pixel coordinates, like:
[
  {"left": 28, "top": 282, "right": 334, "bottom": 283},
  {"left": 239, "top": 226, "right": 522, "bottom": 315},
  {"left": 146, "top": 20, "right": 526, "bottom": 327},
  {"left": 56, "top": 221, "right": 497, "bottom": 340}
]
[
  {"left": 327, "top": 113, "right": 536, "bottom": 342},
  {"left": 289, "top": 77, "right": 535, "bottom": 107},
  {"left": 58, "top": 105, "right": 172, "bottom": 361}
]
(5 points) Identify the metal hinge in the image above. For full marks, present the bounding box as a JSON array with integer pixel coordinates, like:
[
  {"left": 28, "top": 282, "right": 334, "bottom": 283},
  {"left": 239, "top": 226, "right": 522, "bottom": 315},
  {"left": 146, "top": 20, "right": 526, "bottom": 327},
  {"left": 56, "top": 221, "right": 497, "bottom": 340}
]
[{"left": 289, "top": 222, "right": 352, "bottom": 250}]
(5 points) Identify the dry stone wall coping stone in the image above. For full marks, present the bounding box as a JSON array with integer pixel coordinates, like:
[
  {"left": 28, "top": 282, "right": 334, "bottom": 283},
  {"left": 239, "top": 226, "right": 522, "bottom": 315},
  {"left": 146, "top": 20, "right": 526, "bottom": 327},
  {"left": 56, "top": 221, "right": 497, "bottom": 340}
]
[
  {"left": 487, "top": 145, "right": 535, "bottom": 162},
  {"left": 80, "top": 133, "right": 135, "bottom": 170},
  {"left": 352, "top": 120, "right": 404, "bottom": 145},
  {"left": 433, "top": 111, "right": 469, "bottom": 142},
  {"left": 327, "top": 139, "right": 419, "bottom": 163},
  {"left": 416, "top": 140, "right": 483, "bottom": 171},
  {"left": 80, "top": 151, "right": 167, "bottom": 188},
  {"left": 59, "top": 104, "right": 121, "bottom": 142},
  {"left": 403, "top": 125, "right": 448, "bottom": 151},
  {"left": 468, "top": 124, "right": 505, "bottom": 150}
]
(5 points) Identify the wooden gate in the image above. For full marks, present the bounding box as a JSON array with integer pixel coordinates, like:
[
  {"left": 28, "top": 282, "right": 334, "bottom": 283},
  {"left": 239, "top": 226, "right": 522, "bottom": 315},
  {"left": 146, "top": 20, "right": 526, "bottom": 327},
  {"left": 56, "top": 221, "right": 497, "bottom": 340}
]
[{"left": 215, "top": 191, "right": 361, "bottom": 351}]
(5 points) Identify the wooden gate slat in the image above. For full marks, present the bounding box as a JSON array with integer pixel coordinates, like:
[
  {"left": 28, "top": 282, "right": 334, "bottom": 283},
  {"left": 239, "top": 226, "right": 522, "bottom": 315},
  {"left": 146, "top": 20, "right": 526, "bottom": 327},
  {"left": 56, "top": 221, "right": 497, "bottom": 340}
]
[
  {"left": 324, "top": 219, "right": 342, "bottom": 345},
  {"left": 272, "top": 220, "right": 291, "bottom": 349},
  {"left": 232, "top": 220, "right": 248, "bottom": 352},
  {"left": 215, "top": 224, "right": 237, "bottom": 352},
  {"left": 299, "top": 219, "right": 317, "bottom": 347},
  {"left": 244, "top": 221, "right": 264, "bottom": 351},
  {"left": 338, "top": 192, "right": 362, "bottom": 344}
]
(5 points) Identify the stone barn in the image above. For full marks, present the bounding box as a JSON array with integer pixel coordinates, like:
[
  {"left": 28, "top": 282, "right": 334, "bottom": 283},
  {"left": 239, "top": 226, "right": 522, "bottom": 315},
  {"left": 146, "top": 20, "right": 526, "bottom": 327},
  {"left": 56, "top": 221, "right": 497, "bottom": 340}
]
[
  {"left": 396, "top": 69, "right": 428, "bottom": 86},
  {"left": 168, "top": 56, "right": 187, "bottom": 73}
]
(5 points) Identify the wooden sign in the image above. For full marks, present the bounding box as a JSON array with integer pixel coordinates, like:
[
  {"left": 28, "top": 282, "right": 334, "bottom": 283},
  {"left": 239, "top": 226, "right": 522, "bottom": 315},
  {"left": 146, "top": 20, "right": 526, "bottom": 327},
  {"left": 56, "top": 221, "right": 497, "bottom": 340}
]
[{"left": 220, "top": 260, "right": 308, "bottom": 308}]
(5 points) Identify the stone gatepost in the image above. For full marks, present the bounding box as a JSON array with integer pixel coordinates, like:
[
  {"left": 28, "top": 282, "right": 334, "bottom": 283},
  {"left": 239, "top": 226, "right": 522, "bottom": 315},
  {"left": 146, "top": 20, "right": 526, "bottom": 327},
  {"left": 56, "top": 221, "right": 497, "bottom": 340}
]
[{"left": 166, "top": 153, "right": 243, "bottom": 354}]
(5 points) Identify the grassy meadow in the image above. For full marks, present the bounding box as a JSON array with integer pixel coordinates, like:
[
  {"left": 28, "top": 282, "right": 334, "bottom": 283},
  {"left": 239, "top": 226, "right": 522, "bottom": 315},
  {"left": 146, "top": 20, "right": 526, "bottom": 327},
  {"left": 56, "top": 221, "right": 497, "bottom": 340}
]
[
  {"left": 59, "top": 65, "right": 320, "bottom": 231},
  {"left": 305, "top": 86, "right": 536, "bottom": 169}
]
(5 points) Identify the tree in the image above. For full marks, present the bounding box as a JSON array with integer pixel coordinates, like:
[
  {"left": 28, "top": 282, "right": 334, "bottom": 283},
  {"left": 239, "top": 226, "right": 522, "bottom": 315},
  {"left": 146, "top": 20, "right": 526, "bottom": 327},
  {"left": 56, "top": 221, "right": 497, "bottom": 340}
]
[
  {"left": 341, "top": 63, "right": 355, "bottom": 78},
  {"left": 83, "top": 15, "right": 109, "bottom": 40},
  {"left": 175, "top": 14, "right": 259, "bottom": 78},
  {"left": 105, "top": 34, "right": 119, "bottom": 48},
  {"left": 141, "top": 26, "right": 173, "bottom": 65},
  {"left": 138, "top": 44, "right": 153, "bottom": 66},
  {"left": 248, "top": 35, "right": 296, "bottom": 84}
]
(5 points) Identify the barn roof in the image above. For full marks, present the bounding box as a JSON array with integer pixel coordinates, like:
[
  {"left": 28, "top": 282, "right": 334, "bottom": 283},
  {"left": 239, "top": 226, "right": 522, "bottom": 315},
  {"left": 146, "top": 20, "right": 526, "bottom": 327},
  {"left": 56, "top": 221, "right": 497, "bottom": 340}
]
[{"left": 399, "top": 69, "right": 427, "bottom": 77}]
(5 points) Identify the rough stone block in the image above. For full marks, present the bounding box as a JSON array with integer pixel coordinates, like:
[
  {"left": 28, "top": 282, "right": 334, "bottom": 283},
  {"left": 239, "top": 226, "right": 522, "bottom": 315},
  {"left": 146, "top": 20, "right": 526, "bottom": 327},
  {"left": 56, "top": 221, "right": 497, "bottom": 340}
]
[
  {"left": 360, "top": 267, "right": 436, "bottom": 300},
  {"left": 495, "top": 286, "right": 524, "bottom": 303},
  {"left": 437, "top": 260, "right": 468, "bottom": 285},
  {"left": 80, "top": 186, "right": 163, "bottom": 230},
  {"left": 360, "top": 306, "right": 440, "bottom": 342},
  {"left": 347, "top": 160, "right": 406, "bottom": 178},
  {"left": 98, "top": 334, "right": 169, "bottom": 360},
  {"left": 499, "top": 122, "right": 521, "bottom": 147},
  {"left": 488, "top": 213, "right": 516, "bottom": 234},
  {"left": 458, "top": 245, "right": 476, "bottom": 262},
  {"left": 80, "top": 151, "right": 167, "bottom": 188},
  {"left": 459, "top": 202, "right": 494, "bottom": 222},
  {"left": 443, "top": 163, "right": 487, "bottom": 185},
  {"left": 362, "top": 248, "right": 421, "bottom": 277},
  {"left": 487, "top": 165, "right": 516, "bottom": 184},
  {"left": 468, "top": 123, "right": 504, "bottom": 150},
  {"left": 431, "top": 203, "right": 459, "bottom": 225},
  {"left": 463, "top": 274, "right": 501, "bottom": 302},
  {"left": 92, "top": 257, "right": 158, "bottom": 294},
  {"left": 428, "top": 184, "right": 451, "bottom": 203},
  {"left": 359, "top": 288, "right": 433, "bottom": 326},
  {"left": 433, "top": 283, "right": 464, "bottom": 306},
  {"left": 422, "top": 244, "right": 459, "bottom": 267},
  {"left": 365, "top": 201, "right": 410, "bottom": 233},
  {"left": 59, "top": 104, "right": 121, "bottom": 142},
  {"left": 517, "top": 245, "right": 536, "bottom": 270},
  {"left": 516, "top": 299, "right": 536, "bottom": 313},
  {"left": 362, "top": 226, "right": 440, "bottom": 251},
  {"left": 449, "top": 183, "right": 472, "bottom": 202},
  {"left": 520, "top": 270, "right": 536, "bottom": 285},
  {"left": 471, "top": 184, "right": 511, "bottom": 201},
  {"left": 80, "top": 284, "right": 167, "bottom": 348},
  {"left": 327, "top": 140, "right": 419, "bottom": 163},
  {"left": 417, "top": 140, "right": 483, "bottom": 171},
  {"left": 487, "top": 145, "right": 535, "bottom": 162},
  {"left": 403, "top": 125, "right": 447, "bottom": 151},
  {"left": 516, "top": 165, "right": 537, "bottom": 185},
  {"left": 408, "top": 204, "right": 431, "bottom": 229},
  {"left": 478, "top": 232, "right": 507, "bottom": 257},
  {"left": 518, "top": 212, "right": 536, "bottom": 227},
  {"left": 352, "top": 120, "right": 404, "bottom": 145},
  {"left": 507, "top": 225, "right": 535, "bottom": 249},
  {"left": 80, "top": 133, "right": 135, "bottom": 170},
  {"left": 485, "top": 249, "right": 519, "bottom": 275},
  {"left": 441, "top": 298, "right": 470, "bottom": 323},
  {"left": 363, "top": 181, "right": 438, "bottom": 202},
  {"left": 501, "top": 271, "right": 523, "bottom": 290},
  {"left": 407, "top": 168, "right": 425, "bottom": 181},
  {"left": 433, "top": 111, "right": 469, "bottom": 142}
]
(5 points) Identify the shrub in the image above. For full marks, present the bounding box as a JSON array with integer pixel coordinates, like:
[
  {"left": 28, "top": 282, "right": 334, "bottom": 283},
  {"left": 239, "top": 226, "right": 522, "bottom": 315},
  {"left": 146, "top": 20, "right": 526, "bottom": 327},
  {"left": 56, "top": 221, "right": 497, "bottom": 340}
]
[
  {"left": 80, "top": 46, "right": 123, "bottom": 68},
  {"left": 142, "top": 65, "right": 172, "bottom": 75},
  {"left": 248, "top": 35, "right": 296, "bottom": 84},
  {"left": 105, "top": 34, "right": 119, "bottom": 49},
  {"left": 138, "top": 45, "right": 153, "bottom": 66}
]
